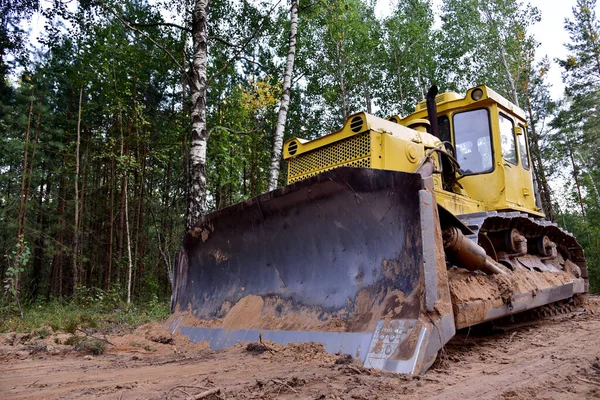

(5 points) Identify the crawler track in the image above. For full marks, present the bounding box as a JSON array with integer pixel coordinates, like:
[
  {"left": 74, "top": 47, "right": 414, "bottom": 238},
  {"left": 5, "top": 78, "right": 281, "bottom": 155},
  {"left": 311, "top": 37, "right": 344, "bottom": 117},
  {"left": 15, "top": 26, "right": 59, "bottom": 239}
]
[
  {"left": 449, "top": 212, "right": 588, "bottom": 330},
  {"left": 459, "top": 211, "right": 587, "bottom": 286}
]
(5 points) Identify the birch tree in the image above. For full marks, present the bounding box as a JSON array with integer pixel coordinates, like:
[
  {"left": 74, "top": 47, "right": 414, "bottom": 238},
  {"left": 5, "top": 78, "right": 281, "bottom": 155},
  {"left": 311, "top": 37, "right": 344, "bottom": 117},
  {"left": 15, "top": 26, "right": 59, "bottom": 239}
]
[
  {"left": 185, "top": 0, "right": 210, "bottom": 231},
  {"left": 268, "top": 0, "right": 298, "bottom": 191},
  {"left": 440, "top": 0, "right": 540, "bottom": 104}
]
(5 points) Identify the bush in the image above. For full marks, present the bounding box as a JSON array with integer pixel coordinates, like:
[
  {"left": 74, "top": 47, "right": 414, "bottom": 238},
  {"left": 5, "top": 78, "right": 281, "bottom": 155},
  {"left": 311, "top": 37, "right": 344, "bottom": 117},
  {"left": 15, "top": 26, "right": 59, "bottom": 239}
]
[
  {"left": 74, "top": 337, "right": 106, "bottom": 355},
  {"left": 35, "top": 327, "right": 51, "bottom": 339},
  {"left": 64, "top": 335, "right": 80, "bottom": 346},
  {"left": 0, "top": 295, "right": 170, "bottom": 334}
]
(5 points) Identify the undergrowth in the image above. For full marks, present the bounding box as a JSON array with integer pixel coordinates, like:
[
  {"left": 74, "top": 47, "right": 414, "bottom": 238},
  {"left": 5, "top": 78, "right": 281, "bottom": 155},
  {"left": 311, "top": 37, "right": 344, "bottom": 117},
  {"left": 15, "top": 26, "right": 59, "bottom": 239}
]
[{"left": 0, "top": 288, "right": 170, "bottom": 334}]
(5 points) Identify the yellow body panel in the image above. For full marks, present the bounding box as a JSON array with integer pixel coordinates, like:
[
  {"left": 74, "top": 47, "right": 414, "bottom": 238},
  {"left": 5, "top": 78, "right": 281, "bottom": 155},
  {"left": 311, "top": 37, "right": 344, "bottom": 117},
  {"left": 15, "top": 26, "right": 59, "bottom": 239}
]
[{"left": 283, "top": 85, "right": 543, "bottom": 218}]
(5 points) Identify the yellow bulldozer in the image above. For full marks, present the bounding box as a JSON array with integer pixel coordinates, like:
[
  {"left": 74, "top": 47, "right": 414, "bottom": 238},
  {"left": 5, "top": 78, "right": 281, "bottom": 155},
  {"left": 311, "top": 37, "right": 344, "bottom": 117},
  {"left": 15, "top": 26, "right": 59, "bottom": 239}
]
[{"left": 170, "top": 85, "right": 587, "bottom": 374}]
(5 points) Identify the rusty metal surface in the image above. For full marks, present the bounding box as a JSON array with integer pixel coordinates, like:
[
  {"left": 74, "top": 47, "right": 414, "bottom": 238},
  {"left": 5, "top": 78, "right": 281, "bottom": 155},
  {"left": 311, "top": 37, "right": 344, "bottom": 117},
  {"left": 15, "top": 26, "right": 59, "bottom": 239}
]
[
  {"left": 172, "top": 168, "right": 456, "bottom": 375},
  {"left": 176, "top": 168, "right": 424, "bottom": 328}
]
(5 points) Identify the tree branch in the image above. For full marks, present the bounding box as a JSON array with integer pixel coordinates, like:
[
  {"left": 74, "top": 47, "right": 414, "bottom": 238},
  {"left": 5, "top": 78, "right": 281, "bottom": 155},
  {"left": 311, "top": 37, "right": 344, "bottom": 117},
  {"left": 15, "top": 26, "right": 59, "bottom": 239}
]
[
  {"left": 208, "top": 36, "right": 243, "bottom": 49},
  {"left": 207, "top": 126, "right": 262, "bottom": 136},
  {"left": 208, "top": 0, "right": 284, "bottom": 83},
  {"left": 292, "top": 71, "right": 306, "bottom": 86},
  {"left": 239, "top": 56, "right": 267, "bottom": 70},
  {"left": 112, "top": 13, "right": 187, "bottom": 76},
  {"left": 130, "top": 20, "right": 192, "bottom": 33}
]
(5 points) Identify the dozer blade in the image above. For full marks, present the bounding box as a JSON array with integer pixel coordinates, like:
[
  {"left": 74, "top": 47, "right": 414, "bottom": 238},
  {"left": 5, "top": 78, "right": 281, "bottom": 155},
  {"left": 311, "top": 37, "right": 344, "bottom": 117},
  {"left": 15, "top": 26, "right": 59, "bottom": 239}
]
[{"left": 171, "top": 168, "right": 455, "bottom": 374}]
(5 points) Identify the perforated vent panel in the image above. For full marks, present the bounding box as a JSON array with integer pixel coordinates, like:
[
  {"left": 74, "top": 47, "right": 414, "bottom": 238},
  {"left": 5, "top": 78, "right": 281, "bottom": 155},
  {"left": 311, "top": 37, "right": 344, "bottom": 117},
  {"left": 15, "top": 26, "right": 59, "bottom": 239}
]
[{"left": 288, "top": 132, "right": 371, "bottom": 183}]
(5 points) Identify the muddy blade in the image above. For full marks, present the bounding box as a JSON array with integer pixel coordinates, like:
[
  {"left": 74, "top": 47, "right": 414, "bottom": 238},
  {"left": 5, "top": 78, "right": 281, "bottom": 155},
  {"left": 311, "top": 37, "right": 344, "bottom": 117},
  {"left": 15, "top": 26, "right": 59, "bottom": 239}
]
[{"left": 172, "top": 168, "right": 455, "bottom": 374}]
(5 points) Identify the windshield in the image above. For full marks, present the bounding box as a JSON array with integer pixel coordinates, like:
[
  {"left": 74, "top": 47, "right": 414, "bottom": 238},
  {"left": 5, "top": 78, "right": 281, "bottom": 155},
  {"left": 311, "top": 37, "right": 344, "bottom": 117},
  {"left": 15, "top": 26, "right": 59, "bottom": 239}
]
[{"left": 453, "top": 109, "right": 493, "bottom": 174}]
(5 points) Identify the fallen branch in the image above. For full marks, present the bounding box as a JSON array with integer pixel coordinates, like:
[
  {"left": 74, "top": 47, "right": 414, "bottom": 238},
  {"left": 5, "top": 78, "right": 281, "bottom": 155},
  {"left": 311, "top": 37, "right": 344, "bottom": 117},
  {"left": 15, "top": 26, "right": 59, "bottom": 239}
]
[
  {"left": 185, "top": 387, "right": 221, "bottom": 400},
  {"left": 270, "top": 379, "right": 298, "bottom": 394},
  {"left": 76, "top": 328, "right": 115, "bottom": 347},
  {"left": 575, "top": 376, "right": 600, "bottom": 386},
  {"left": 28, "top": 379, "right": 40, "bottom": 387},
  {"left": 259, "top": 332, "right": 276, "bottom": 355},
  {"left": 166, "top": 385, "right": 209, "bottom": 399}
]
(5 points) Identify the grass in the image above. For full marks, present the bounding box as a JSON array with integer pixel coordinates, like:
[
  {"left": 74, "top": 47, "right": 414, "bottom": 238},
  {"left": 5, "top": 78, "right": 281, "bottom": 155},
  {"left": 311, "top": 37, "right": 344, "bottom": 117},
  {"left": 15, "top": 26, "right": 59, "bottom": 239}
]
[
  {"left": 74, "top": 337, "right": 107, "bottom": 355},
  {"left": 0, "top": 296, "right": 171, "bottom": 335}
]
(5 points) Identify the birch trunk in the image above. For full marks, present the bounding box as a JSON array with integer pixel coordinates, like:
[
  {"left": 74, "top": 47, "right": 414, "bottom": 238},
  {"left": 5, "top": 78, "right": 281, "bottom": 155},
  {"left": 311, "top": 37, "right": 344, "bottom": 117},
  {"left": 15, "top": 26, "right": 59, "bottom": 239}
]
[
  {"left": 125, "top": 173, "right": 133, "bottom": 304},
  {"left": 337, "top": 41, "right": 349, "bottom": 120},
  {"left": 186, "top": 0, "right": 210, "bottom": 230},
  {"left": 267, "top": 0, "right": 299, "bottom": 191},
  {"left": 499, "top": 43, "right": 519, "bottom": 106},
  {"left": 481, "top": 7, "right": 519, "bottom": 107}
]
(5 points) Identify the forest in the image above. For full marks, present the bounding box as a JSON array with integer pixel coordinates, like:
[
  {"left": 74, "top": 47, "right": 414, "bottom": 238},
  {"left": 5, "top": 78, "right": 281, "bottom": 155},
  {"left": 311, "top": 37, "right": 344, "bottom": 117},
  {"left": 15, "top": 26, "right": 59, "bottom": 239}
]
[{"left": 1, "top": 0, "right": 599, "bottom": 314}]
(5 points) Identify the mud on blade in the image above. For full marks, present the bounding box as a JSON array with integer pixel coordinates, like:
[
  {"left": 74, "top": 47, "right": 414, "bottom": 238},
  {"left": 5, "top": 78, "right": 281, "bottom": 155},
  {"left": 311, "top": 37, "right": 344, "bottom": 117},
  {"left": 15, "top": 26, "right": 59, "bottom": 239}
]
[{"left": 172, "top": 168, "right": 455, "bottom": 374}]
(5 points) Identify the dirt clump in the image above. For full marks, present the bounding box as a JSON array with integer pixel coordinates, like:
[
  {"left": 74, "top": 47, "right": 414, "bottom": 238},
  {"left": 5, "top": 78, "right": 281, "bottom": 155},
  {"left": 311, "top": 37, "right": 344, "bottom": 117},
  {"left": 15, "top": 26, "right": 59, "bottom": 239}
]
[{"left": 245, "top": 342, "right": 267, "bottom": 354}]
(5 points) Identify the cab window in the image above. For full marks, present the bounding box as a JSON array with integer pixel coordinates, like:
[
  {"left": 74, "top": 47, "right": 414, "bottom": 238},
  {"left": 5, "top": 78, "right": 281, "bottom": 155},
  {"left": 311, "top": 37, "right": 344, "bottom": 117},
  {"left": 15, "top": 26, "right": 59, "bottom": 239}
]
[
  {"left": 518, "top": 124, "right": 530, "bottom": 170},
  {"left": 453, "top": 109, "right": 493, "bottom": 175},
  {"left": 499, "top": 114, "right": 517, "bottom": 165},
  {"left": 438, "top": 115, "right": 451, "bottom": 144}
]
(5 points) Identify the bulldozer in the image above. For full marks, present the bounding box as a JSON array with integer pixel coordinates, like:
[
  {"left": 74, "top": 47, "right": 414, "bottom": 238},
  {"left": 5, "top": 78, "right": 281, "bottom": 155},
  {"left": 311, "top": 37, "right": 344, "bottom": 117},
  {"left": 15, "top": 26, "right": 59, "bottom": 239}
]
[{"left": 170, "top": 85, "right": 588, "bottom": 374}]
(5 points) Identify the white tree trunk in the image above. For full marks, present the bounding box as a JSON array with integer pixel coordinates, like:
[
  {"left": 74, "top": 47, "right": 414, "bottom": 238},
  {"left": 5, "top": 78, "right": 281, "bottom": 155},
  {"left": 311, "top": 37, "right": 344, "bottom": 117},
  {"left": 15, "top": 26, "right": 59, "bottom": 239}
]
[
  {"left": 125, "top": 175, "right": 133, "bottom": 305},
  {"left": 499, "top": 43, "right": 519, "bottom": 106},
  {"left": 337, "top": 41, "right": 349, "bottom": 120},
  {"left": 268, "top": 0, "right": 299, "bottom": 191},
  {"left": 186, "top": 0, "right": 210, "bottom": 230}
]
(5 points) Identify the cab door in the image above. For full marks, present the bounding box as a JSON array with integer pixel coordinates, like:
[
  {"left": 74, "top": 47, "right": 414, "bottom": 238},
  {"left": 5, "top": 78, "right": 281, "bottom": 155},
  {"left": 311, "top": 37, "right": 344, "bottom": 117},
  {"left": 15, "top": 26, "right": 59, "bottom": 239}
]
[
  {"left": 516, "top": 124, "right": 537, "bottom": 210},
  {"left": 498, "top": 113, "right": 523, "bottom": 206}
]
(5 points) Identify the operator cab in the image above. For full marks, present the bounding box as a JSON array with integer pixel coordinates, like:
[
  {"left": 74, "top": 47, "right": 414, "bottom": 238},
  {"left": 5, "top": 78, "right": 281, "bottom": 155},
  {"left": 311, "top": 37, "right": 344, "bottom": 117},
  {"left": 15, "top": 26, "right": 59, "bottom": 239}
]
[{"left": 400, "top": 85, "right": 540, "bottom": 216}]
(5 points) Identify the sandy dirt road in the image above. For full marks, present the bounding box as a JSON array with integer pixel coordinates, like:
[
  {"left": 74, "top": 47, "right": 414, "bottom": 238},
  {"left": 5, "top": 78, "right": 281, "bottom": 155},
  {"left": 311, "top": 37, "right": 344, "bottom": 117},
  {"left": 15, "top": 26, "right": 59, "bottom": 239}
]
[{"left": 2, "top": 296, "right": 600, "bottom": 400}]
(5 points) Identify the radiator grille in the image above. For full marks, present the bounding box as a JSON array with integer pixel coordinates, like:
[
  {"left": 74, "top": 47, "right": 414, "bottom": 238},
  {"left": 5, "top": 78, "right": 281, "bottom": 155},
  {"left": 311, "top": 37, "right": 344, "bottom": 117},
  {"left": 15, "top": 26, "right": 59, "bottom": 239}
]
[{"left": 288, "top": 132, "right": 371, "bottom": 183}]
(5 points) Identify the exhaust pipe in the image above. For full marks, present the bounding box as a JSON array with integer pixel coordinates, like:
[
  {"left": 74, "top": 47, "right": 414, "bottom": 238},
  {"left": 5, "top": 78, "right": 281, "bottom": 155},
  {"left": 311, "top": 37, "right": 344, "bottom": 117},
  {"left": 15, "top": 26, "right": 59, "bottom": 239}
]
[{"left": 426, "top": 85, "right": 439, "bottom": 139}]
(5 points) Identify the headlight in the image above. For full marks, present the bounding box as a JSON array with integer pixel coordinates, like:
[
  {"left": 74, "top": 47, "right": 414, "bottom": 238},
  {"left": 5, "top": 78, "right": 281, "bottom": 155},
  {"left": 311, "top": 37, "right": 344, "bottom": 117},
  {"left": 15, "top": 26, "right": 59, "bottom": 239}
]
[{"left": 471, "top": 88, "right": 484, "bottom": 101}]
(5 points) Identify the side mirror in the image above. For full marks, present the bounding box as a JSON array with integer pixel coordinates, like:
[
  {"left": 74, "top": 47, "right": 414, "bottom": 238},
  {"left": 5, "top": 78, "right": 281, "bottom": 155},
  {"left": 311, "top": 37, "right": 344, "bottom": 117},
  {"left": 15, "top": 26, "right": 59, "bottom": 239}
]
[{"left": 514, "top": 126, "right": 524, "bottom": 136}]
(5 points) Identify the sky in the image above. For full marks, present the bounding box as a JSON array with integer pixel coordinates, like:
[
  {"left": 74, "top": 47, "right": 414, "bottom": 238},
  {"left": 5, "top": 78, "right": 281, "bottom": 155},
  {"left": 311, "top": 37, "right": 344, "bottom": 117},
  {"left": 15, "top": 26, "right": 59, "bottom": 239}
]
[{"left": 375, "top": 0, "right": 599, "bottom": 101}]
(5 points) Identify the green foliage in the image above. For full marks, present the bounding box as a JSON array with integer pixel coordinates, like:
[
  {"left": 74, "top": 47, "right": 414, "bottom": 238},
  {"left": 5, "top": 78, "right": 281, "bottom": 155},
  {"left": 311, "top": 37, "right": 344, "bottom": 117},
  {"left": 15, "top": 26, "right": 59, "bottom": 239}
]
[
  {"left": 548, "top": 0, "right": 600, "bottom": 293},
  {"left": 74, "top": 337, "right": 107, "bottom": 355},
  {"left": 0, "top": 296, "right": 170, "bottom": 334},
  {"left": 2, "top": 238, "right": 30, "bottom": 316},
  {"left": 4, "top": 239, "right": 30, "bottom": 296},
  {"left": 63, "top": 335, "right": 79, "bottom": 346},
  {"left": 73, "top": 285, "right": 125, "bottom": 311},
  {"left": 35, "top": 327, "right": 51, "bottom": 339},
  {"left": 380, "top": 0, "right": 438, "bottom": 115},
  {"left": 440, "top": 0, "right": 540, "bottom": 104}
]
